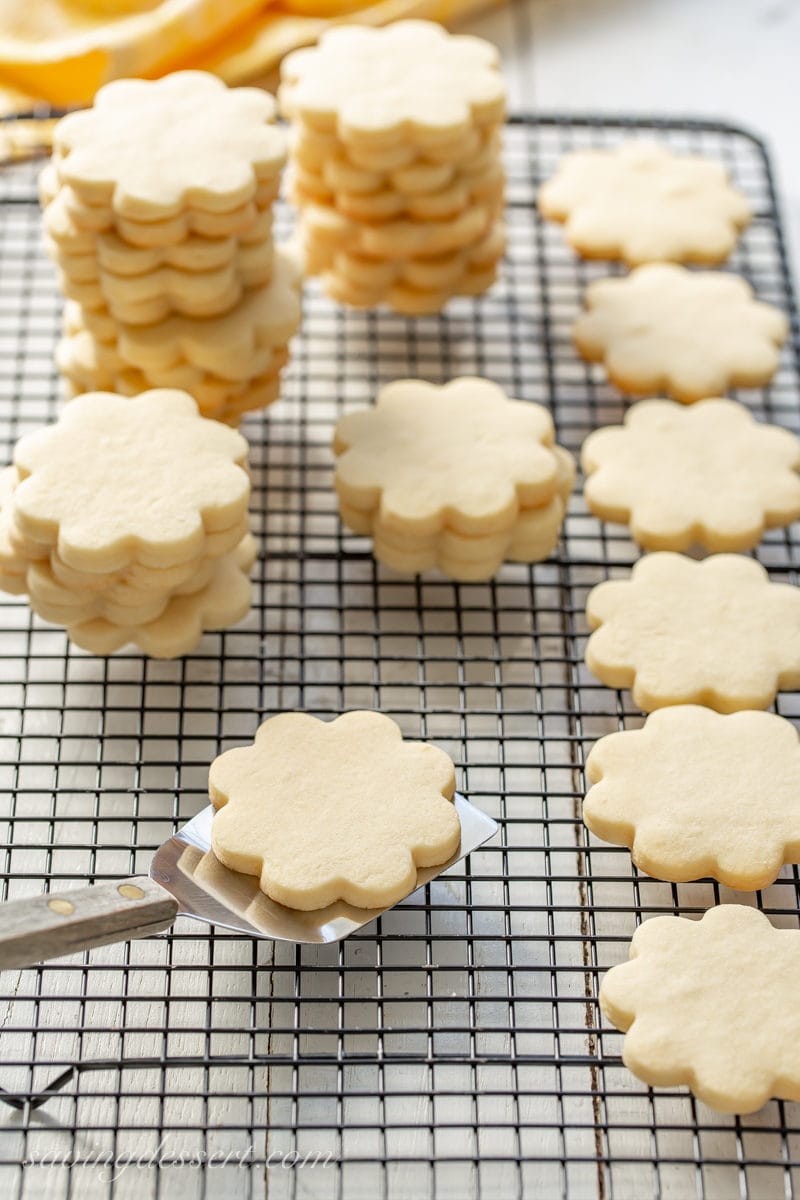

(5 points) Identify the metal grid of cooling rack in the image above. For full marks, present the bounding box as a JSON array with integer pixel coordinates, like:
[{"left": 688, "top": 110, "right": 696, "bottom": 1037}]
[{"left": 0, "top": 115, "right": 798, "bottom": 1200}]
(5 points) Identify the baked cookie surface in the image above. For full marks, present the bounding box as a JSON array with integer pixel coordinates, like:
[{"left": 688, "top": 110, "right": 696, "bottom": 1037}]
[
  {"left": 600, "top": 905, "right": 800, "bottom": 1113},
  {"left": 13, "top": 389, "right": 249, "bottom": 571},
  {"left": 279, "top": 21, "right": 505, "bottom": 146},
  {"left": 209, "top": 711, "right": 460, "bottom": 911},
  {"left": 585, "top": 552, "right": 800, "bottom": 712},
  {"left": 335, "top": 376, "right": 559, "bottom": 532},
  {"left": 581, "top": 398, "right": 800, "bottom": 551},
  {"left": 539, "top": 141, "right": 751, "bottom": 264},
  {"left": 574, "top": 264, "right": 788, "bottom": 401},
  {"left": 53, "top": 71, "right": 286, "bottom": 221},
  {"left": 585, "top": 706, "right": 800, "bottom": 888}
]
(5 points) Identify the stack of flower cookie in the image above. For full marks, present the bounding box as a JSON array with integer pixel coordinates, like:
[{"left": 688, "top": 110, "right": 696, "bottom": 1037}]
[
  {"left": 41, "top": 71, "right": 301, "bottom": 424},
  {"left": 333, "top": 377, "right": 574, "bottom": 581},
  {"left": 279, "top": 21, "right": 506, "bottom": 315},
  {"left": 0, "top": 389, "right": 255, "bottom": 658}
]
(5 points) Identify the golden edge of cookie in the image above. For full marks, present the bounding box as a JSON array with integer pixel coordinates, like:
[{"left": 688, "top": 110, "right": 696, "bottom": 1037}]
[{"left": 585, "top": 634, "right": 784, "bottom": 714}]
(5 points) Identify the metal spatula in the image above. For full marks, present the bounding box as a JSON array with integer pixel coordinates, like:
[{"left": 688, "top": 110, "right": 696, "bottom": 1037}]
[{"left": 0, "top": 795, "right": 497, "bottom": 969}]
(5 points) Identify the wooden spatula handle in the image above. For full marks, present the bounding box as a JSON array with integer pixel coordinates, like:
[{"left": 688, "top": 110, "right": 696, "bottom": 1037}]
[{"left": 0, "top": 876, "right": 179, "bottom": 970}]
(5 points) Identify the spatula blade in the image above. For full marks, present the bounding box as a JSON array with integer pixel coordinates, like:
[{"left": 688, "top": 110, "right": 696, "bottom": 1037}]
[{"left": 150, "top": 795, "right": 498, "bottom": 945}]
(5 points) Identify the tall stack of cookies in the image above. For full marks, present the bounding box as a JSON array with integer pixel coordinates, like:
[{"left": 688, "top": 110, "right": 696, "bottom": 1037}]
[
  {"left": 279, "top": 21, "right": 506, "bottom": 315},
  {"left": 41, "top": 71, "right": 301, "bottom": 425},
  {"left": 0, "top": 389, "right": 255, "bottom": 658}
]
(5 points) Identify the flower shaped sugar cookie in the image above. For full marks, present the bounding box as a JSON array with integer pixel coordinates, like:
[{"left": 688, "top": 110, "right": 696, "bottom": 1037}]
[
  {"left": 585, "top": 553, "right": 800, "bottom": 712},
  {"left": 209, "top": 711, "right": 460, "bottom": 910},
  {"left": 13, "top": 389, "right": 249, "bottom": 572},
  {"left": 333, "top": 377, "right": 573, "bottom": 579},
  {"left": 585, "top": 707, "right": 800, "bottom": 889},
  {"left": 53, "top": 71, "right": 286, "bottom": 220},
  {"left": 574, "top": 265, "right": 788, "bottom": 401},
  {"left": 539, "top": 141, "right": 752, "bottom": 264},
  {"left": 279, "top": 21, "right": 505, "bottom": 148},
  {"left": 336, "top": 378, "right": 558, "bottom": 532},
  {"left": 600, "top": 905, "right": 800, "bottom": 1113},
  {"left": 582, "top": 398, "right": 800, "bottom": 551}
]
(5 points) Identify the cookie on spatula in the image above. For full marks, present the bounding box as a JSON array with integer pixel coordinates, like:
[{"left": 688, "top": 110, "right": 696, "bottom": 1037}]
[{"left": 209, "top": 711, "right": 460, "bottom": 910}]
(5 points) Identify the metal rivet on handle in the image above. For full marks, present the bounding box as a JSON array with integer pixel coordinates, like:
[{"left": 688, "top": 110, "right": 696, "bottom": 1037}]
[
  {"left": 47, "top": 898, "right": 74, "bottom": 916},
  {"left": 117, "top": 884, "right": 145, "bottom": 901}
]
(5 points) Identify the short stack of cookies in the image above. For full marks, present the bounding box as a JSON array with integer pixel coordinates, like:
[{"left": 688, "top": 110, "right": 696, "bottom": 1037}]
[
  {"left": 0, "top": 389, "right": 255, "bottom": 658},
  {"left": 41, "top": 71, "right": 301, "bottom": 425},
  {"left": 279, "top": 21, "right": 506, "bottom": 315},
  {"left": 333, "top": 377, "right": 574, "bottom": 581}
]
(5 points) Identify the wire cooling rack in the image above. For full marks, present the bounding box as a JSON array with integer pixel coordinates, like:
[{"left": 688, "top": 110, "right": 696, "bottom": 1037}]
[{"left": 0, "top": 115, "right": 798, "bottom": 1200}]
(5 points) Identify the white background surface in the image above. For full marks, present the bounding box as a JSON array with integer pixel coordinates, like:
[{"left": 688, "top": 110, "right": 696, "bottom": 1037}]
[{"left": 467, "top": 0, "right": 800, "bottom": 282}]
